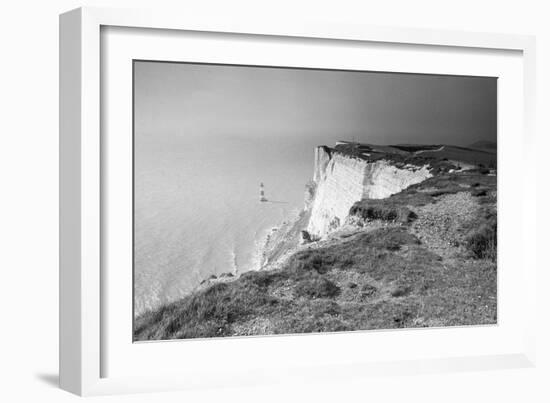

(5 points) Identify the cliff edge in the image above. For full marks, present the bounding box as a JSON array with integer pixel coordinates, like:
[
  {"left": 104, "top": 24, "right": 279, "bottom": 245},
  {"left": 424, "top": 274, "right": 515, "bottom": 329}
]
[{"left": 306, "top": 145, "right": 433, "bottom": 237}]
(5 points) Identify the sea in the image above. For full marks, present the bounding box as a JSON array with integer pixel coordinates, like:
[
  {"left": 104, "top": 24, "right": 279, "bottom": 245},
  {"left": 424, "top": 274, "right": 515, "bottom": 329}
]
[{"left": 133, "top": 135, "right": 315, "bottom": 316}]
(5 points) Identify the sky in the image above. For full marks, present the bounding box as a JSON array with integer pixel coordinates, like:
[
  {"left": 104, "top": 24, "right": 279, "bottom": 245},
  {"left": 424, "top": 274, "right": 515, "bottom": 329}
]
[{"left": 134, "top": 61, "right": 497, "bottom": 147}]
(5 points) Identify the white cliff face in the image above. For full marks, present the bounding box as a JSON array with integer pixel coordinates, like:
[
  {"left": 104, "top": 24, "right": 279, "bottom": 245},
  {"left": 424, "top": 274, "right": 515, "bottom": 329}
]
[
  {"left": 307, "top": 152, "right": 369, "bottom": 236},
  {"left": 306, "top": 147, "right": 432, "bottom": 237},
  {"left": 313, "top": 146, "right": 333, "bottom": 183},
  {"left": 362, "top": 160, "right": 432, "bottom": 199}
]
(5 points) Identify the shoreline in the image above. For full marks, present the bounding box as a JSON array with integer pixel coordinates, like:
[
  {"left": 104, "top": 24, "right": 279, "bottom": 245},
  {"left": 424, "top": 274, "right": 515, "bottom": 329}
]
[{"left": 184, "top": 206, "right": 307, "bottom": 296}]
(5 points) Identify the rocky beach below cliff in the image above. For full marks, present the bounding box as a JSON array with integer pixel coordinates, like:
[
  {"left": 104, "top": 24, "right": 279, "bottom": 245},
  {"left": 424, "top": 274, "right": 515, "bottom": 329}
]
[{"left": 134, "top": 142, "right": 497, "bottom": 341}]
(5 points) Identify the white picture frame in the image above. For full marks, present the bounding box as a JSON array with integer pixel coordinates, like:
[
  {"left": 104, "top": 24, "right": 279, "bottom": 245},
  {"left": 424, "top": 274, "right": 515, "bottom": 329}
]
[{"left": 59, "top": 6, "right": 537, "bottom": 396}]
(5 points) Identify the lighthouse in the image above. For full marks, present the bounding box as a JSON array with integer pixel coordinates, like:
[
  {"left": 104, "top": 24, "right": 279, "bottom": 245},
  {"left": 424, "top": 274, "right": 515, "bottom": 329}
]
[{"left": 259, "top": 182, "right": 268, "bottom": 202}]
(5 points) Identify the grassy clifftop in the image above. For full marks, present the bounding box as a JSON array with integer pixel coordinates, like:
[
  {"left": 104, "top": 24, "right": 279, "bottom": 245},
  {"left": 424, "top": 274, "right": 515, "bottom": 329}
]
[
  {"left": 333, "top": 142, "right": 497, "bottom": 170},
  {"left": 134, "top": 166, "right": 497, "bottom": 341}
]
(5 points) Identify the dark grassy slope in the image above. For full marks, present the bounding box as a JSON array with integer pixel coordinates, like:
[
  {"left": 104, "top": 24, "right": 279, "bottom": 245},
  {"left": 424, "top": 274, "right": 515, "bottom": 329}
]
[{"left": 134, "top": 168, "right": 497, "bottom": 341}]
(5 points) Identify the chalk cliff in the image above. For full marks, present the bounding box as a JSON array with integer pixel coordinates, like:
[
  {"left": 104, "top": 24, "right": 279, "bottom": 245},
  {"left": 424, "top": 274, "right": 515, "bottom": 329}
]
[{"left": 306, "top": 145, "right": 432, "bottom": 237}]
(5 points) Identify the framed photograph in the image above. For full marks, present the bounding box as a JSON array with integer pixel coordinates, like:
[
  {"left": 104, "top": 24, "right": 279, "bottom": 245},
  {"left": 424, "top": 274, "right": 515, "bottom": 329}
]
[{"left": 60, "top": 7, "right": 537, "bottom": 396}]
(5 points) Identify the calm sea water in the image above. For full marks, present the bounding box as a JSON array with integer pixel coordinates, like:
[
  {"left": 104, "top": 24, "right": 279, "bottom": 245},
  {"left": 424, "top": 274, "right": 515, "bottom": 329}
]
[{"left": 134, "top": 135, "right": 314, "bottom": 316}]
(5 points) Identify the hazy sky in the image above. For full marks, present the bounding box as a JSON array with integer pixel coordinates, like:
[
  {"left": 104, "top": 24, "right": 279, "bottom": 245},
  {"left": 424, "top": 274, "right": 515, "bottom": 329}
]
[{"left": 134, "top": 61, "right": 496, "bottom": 146}]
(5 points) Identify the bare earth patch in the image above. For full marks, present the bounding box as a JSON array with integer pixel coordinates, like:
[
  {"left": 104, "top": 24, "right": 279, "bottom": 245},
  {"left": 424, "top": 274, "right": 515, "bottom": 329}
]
[{"left": 410, "top": 191, "right": 479, "bottom": 258}]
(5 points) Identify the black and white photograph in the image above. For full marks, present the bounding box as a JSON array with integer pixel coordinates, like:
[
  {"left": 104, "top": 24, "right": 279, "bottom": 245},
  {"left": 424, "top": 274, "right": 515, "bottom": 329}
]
[
  {"left": 132, "top": 61, "right": 497, "bottom": 341},
  {"left": 5, "top": 0, "right": 549, "bottom": 400}
]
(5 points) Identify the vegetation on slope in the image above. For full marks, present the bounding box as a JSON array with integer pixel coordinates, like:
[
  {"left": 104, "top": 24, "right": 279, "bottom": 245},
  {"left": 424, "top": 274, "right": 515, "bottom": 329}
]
[{"left": 134, "top": 169, "right": 497, "bottom": 341}]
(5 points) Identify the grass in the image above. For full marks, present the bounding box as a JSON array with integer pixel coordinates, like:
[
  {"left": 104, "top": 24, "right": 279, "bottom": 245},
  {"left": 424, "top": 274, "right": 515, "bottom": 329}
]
[{"left": 464, "top": 210, "right": 497, "bottom": 261}]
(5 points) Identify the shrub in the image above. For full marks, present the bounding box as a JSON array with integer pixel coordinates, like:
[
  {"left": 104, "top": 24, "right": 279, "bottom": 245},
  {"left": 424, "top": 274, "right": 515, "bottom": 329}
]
[
  {"left": 428, "top": 188, "right": 460, "bottom": 197},
  {"left": 473, "top": 189, "right": 487, "bottom": 197},
  {"left": 392, "top": 310, "right": 413, "bottom": 328},
  {"left": 390, "top": 285, "right": 412, "bottom": 297},
  {"left": 287, "top": 249, "right": 335, "bottom": 275},
  {"left": 294, "top": 276, "right": 341, "bottom": 298},
  {"left": 349, "top": 200, "right": 417, "bottom": 223},
  {"left": 361, "top": 284, "right": 378, "bottom": 298},
  {"left": 383, "top": 190, "right": 434, "bottom": 207},
  {"left": 241, "top": 270, "right": 283, "bottom": 288},
  {"left": 465, "top": 215, "right": 497, "bottom": 261}
]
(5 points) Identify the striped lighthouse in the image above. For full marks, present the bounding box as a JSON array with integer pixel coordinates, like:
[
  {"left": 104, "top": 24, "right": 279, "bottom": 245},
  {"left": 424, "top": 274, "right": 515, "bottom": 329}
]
[{"left": 259, "top": 182, "right": 268, "bottom": 202}]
